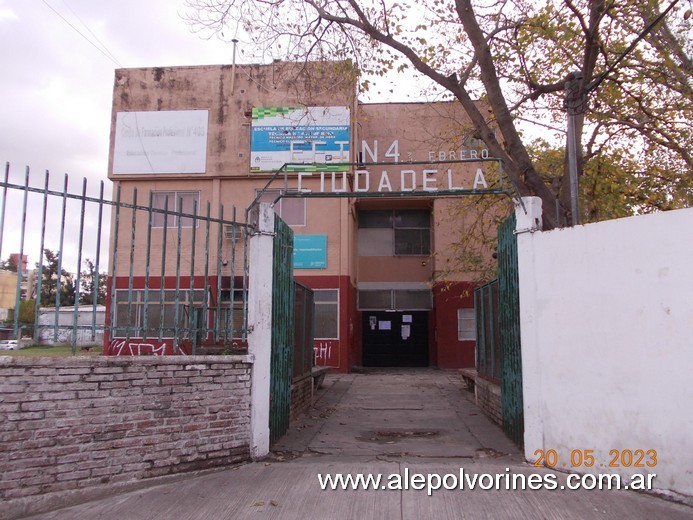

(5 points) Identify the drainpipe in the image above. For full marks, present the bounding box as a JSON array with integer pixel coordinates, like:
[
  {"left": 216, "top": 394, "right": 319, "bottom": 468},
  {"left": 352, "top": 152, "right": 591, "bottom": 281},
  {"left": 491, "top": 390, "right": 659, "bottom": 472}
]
[{"left": 231, "top": 39, "right": 239, "bottom": 95}]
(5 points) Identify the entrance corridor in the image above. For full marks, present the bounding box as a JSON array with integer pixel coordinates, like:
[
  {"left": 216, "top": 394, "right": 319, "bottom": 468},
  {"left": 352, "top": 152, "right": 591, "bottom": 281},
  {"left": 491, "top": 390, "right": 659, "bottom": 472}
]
[{"left": 275, "top": 369, "right": 517, "bottom": 458}]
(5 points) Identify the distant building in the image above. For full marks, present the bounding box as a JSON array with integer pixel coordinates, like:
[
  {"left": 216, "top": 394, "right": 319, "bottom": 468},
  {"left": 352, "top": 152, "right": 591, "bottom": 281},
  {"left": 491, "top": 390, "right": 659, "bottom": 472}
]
[
  {"left": 9, "top": 253, "right": 28, "bottom": 272},
  {"left": 37, "top": 306, "right": 106, "bottom": 346},
  {"left": 0, "top": 270, "right": 16, "bottom": 311}
]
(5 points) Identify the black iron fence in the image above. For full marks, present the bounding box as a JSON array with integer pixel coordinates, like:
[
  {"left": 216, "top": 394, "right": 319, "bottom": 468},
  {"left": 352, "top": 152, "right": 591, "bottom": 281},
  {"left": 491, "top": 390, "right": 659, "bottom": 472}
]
[{"left": 0, "top": 162, "right": 250, "bottom": 354}]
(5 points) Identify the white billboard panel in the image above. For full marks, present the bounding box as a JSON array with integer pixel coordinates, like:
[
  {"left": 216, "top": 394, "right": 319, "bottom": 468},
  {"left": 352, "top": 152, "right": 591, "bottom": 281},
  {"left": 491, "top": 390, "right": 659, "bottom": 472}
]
[{"left": 113, "top": 110, "right": 209, "bottom": 174}]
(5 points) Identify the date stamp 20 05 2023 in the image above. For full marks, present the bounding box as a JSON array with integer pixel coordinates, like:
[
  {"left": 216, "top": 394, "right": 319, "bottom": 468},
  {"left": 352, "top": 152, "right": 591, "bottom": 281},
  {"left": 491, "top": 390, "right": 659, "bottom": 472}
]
[{"left": 533, "top": 449, "right": 657, "bottom": 469}]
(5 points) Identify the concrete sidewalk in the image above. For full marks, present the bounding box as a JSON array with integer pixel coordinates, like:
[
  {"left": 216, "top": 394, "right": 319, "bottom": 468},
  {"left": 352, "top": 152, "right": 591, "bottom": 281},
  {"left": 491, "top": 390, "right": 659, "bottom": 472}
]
[{"left": 22, "top": 370, "right": 692, "bottom": 519}]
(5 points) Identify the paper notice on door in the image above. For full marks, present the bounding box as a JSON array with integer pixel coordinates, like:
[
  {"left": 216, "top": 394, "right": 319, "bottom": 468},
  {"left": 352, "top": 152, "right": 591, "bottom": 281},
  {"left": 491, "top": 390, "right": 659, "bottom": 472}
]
[
  {"left": 402, "top": 314, "right": 413, "bottom": 323},
  {"left": 401, "top": 324, "right": 411, "bottom": 340},
  {"left": 379, "top": 321, "right": 391, "bottom": 330}
]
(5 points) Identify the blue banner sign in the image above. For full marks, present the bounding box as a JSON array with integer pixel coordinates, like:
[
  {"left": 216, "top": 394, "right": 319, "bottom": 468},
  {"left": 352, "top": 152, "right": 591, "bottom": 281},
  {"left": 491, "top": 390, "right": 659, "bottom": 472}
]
[
  {"left": 293, "top": 234, "right": 327, "bottom": 269},
  {"left": 251, "top": 106, "right": 350, "bottom": 172}
]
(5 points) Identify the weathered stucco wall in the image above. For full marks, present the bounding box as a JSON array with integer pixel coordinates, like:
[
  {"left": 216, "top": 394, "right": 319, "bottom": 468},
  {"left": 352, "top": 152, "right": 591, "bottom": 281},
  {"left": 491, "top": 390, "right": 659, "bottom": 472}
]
[
  {"left": 517, "top": 205, "right": 693, "bottom": 498},
  {"left": 0, "top": 355, "right": 252, "bottom": 519}
]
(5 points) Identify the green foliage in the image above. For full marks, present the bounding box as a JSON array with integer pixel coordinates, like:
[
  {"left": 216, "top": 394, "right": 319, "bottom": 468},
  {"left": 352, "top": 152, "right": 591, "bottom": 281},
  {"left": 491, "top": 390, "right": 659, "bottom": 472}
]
[
  {"left": 37, "top": 249, "right": 75, "bottom": 307},
  {"left": 184, "top": 0, "right": 691, "bottom": 229},
  {"left": 529, "top": 139, "right": 693, "bottom": 223},
  {"left": 79, "top": 258, "right": 107, "bottom": 306},
  {"left": 1, "top": 344, "right": 103, "bottom": 357},
  {"left": 3, "top": 299, "right": 35, "bottom": 337},
  {"left": 17, "top": 299, "right": 35, "bottom": 325},
  {"left": 0, "top": 256, "right": 18, "bottom": 272}
]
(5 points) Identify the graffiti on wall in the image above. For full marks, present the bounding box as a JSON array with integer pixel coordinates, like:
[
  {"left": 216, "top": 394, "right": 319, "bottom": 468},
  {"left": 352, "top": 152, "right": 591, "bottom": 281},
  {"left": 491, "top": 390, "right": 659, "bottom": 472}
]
[
  {"left": 38, "top": 327, "right": 105, "bottom": 347},
  {"left": 314, "top": 341, "right": 333, "bottom": 366},
  {"left": 109, "top": 339, "right": 167, "bottom": 356}
]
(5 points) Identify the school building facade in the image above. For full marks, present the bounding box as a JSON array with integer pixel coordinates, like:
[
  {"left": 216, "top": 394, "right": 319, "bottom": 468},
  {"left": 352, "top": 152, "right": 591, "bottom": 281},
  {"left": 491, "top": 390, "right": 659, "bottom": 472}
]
[{"left": 107, "top": 61, "right": 499, "bottom": 371}]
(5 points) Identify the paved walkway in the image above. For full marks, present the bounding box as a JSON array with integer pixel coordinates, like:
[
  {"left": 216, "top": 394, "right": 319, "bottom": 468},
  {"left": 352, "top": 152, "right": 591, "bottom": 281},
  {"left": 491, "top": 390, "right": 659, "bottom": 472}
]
[{"left": 23, "top": 370, "right": 692, "bottom": 519}]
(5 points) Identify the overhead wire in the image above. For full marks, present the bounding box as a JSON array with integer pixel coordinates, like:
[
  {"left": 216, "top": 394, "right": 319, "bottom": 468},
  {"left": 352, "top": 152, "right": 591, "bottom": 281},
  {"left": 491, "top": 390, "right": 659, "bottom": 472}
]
[
  {"left": 58, "top": 0, "right": 122, "bottom": 67},
  {"left": 40, "top": 2, "right": 156, "bottom": 175},
  {"left": 40, "top": 0, "right": 122, "bottom": 67}
]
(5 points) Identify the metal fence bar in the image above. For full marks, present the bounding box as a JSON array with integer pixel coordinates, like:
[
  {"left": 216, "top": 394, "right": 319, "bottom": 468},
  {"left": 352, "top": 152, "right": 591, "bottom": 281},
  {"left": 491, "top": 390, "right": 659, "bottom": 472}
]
[
  {"left": 71, "top": 178, "right": 87, "bottom": 353},
  {"left": 0, "top": 164, "right": 248, "bottom": 352},
  {"left": 0, "top": 163, "right": 8, "bottom": 261},
  {"left": 474, "top": 280, "right": 502, "bottom": 384},
  {"left": 215, "top": 204, "right": 224, "bottom": 343},
  {"left": 158, "top": 196, "right": 169, "bottom": 342},
  {"left": 227, "top": 206, "right": 236, "bottom": 341},
  {"left": 202, "top": 201, "right": 211, "bottom": 350},
  {"left": 12, "top": 168, "right": 29, "bottom": 339},
  {"left": 173, "top": 196, "right": 183, "bottom": 354},
  {"left": 125, "top": 188, "right": 138, "bottom": 341},
  {"left": 53, "top": 175, "right": 69, "bottom": 341},
  {"left": 109, "top": 183, "right": 122, "bottom": 343},
  {"left": 474, "top": 287, "right": 483, "bottom": 375},
  {"left": 142, "top": 192, "right": 153, "bottom": 341},
  {"left": 188, "top": 199, "right": 198, "bottom": 353},
  {"left": 91, "top": 181, "right": 105, "bottom": 341},
  {"left": 33, "top": 171, "right": 50, "bottom": 343},
  {"left": 244, "top": 222, "right": 250, "bottom": 341}
]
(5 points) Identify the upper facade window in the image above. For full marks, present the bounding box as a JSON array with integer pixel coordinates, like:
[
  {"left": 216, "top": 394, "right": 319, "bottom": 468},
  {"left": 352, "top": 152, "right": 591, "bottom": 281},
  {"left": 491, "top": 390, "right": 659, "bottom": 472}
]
[
  {"left": 256, "top": 189, "right": 306, "bottom": 227},
  {"left": 151, "top": 191, "right": 200, "bottom": 228},
  {"left": 358, "top": 209, "right": 431, "bottom": 256}
]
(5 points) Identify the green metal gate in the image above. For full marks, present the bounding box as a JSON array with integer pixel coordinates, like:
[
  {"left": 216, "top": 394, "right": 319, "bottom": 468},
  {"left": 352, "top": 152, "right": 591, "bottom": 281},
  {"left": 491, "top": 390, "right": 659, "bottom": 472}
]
[
  {"left": 497, "top": 212, "right": 523, "bottom": 447},
  {"left": 474, "top": 280, "right": 501, "bottom": 383},
  {"left": 269, "top": 216, "right": 295, "bottom": 444}
]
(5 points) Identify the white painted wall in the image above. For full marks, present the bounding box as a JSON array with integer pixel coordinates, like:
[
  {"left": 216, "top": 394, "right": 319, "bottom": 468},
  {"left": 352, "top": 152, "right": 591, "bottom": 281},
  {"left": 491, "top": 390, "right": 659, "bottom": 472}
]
[
  {"left": 517, "top": 202, "right": 693, "bottom": 497},
  {"left": 247, "top": 204, "right": 275, "bottom": 459},
  {"left": 37, "top": 306, "right": 106, "bottom": 346}
]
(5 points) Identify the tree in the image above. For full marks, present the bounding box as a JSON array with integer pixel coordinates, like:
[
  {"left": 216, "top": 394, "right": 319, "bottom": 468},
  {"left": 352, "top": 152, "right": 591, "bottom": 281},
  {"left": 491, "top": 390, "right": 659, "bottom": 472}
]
[
  {"left": 37, "top": 249, "right": 76, "bottom": 307},
  {"left": 3, "top": 299, "right": 36, "bottom": 337},
  {"left": 184, "top": 0, "right": 692, "bottom": 228},
  {"left": 0, "top": 255, "right": 18, "bottom": 272},
  {"left": 79, "top": 259, "right": 107, "bottom": 306}
]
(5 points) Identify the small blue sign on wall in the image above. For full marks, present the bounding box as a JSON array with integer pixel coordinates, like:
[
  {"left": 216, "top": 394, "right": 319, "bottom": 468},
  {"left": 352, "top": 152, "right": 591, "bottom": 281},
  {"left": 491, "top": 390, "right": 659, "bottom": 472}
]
[{"left": 294, "top": 235, "right": 327, "bottom": 269}]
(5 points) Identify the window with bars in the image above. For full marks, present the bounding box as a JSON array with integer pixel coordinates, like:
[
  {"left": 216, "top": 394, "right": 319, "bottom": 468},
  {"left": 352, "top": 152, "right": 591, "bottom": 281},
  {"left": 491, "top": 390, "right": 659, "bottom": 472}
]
[
  {"left": 114, "top": 289, "right": 206, "bottom": 337},
  {"left": 256, "top": 189, "right": 306, "bottom": 226},
  {"left": 218, "top": 288, "right": 247, "bottom": 338},
  {"left": 457, "top": 308, "right": 476, "bottom": 341},
  {"left": 314, "top": 289, "right": 339, "bottom": 339}
]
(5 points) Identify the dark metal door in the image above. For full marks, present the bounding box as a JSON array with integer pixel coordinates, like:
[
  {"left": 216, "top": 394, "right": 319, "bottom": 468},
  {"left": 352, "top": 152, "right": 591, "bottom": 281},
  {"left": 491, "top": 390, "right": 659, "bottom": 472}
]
[{"left": 362, "top": 311, "right": 428, "bottom": 367}]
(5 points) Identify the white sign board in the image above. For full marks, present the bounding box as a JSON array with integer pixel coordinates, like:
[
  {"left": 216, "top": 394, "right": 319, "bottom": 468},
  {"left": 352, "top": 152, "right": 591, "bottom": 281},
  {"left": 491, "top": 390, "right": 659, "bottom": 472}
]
[{"left": 113, "top": 110, "right": 209, "bottom": 174}]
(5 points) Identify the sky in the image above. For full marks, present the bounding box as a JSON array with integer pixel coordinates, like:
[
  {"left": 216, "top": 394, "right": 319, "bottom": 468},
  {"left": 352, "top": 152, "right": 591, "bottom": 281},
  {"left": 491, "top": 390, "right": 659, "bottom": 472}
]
[
  {"left": 0, "top": 0, "right": 417, "bottom": 272},
  {"left": 0, "top": 0, "right": 250, "bottom": 269},
  {"left": 0, "top": 0, "right": 237, "bottom": 188}
]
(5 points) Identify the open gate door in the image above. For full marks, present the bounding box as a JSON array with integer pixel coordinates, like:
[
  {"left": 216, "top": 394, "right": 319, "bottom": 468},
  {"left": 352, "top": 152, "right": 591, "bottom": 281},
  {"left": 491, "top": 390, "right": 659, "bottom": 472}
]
[{"left": 269, "top": 215, "right": 295, "bottom": 444}]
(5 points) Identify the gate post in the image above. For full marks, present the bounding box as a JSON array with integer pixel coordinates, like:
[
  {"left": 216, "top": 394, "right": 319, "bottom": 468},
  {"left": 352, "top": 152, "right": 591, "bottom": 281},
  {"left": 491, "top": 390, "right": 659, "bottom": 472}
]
[
  {"left": 513, "top": 196, "right": 542, "bottom": 454},
  {"left": 248, "top": 204, "right": 274, "bottom": 459}
]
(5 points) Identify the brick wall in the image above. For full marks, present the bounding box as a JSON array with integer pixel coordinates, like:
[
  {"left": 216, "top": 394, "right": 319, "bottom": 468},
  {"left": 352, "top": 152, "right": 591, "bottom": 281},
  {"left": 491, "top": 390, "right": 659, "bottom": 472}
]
[
  {"left": 290, "top": 374, "right": 313, "bottom": 422},
  {"left": 0, "top": 355, "right": 252, "bottom": 519},
  {"left": 475, "top": 377, "right": 502, "bottom": 426}
]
